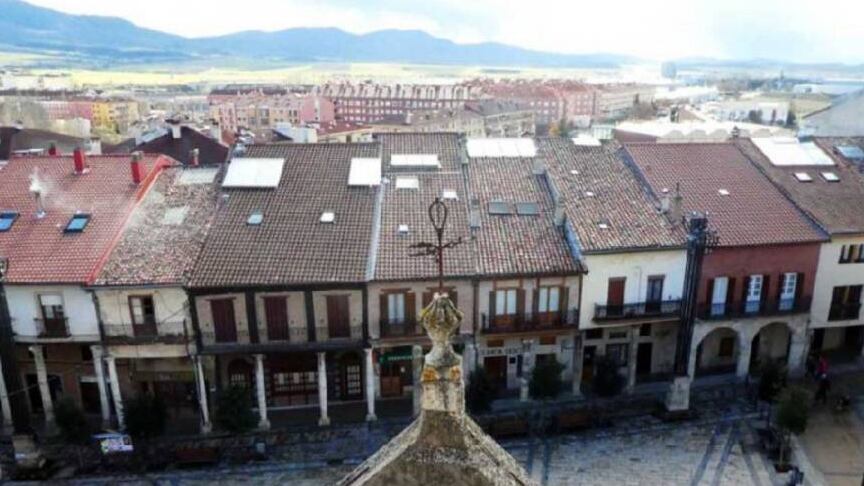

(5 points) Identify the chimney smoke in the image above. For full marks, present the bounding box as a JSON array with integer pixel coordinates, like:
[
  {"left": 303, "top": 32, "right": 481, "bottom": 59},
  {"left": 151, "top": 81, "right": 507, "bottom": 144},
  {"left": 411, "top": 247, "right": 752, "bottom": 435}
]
[{"left": 29, "top": 168, "right": 46, "bottom": 219}]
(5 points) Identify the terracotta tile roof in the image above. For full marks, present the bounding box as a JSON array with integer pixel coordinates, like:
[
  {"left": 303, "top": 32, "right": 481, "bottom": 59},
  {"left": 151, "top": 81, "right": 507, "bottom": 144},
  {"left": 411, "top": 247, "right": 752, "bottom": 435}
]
[
  {"left": 815, "top": 137, "right": 864, "bottom": 173},
  {"left": 94, "top": 166, "right": 221, "bottom": 286},
  {"left": 469, "top": 153, "right": 582, "bottom": 276},
  {"left": 189, "top": 143, "right": 381, "bottom": 288},
  {"left": 377, "top": 132, "right": 465, "bottom": 172},
  {"left": 0, "top": 154, "right": 168, "bottom": 284},
  {"left": 539, "top": 138, "right": 684, "bottom": 253},
  {"left": 736, "top": 138, "right": 864, "bottom": 235},
  {"left": 625, "top": 142, "right": 826, "bottom": 247}
]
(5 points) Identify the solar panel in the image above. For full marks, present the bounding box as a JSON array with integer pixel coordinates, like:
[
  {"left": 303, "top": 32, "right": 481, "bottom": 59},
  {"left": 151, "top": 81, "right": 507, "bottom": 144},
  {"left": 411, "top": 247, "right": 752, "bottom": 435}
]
[
  {"left": 65, "top": 213, "right": 90, "bottom": 233},
  {"left": 395, "top": 177, "right": 419, "bottom": 190},
  {"left": 222, "top": 158, "right": 285, "bottom": 188},
  {"left": 752, "top": 138, "right": 834, "bottom": 166},
  {"left": 348, "top": 158, "right": 382, "bottom": 186},
  {"left": 179, "top": 168, "right": 219, "bottom": 185},
  {"left": 488, "top": 201, "right": 512, "bottom": 215},
  {"left": 516, "top": 202, "right": 540, "bottom": 215},
  {"left": 390, "top": 154, "right": 441, "bottom": 169},
  {"left": 837, "top": 145, "right": 864, "bottom": 161}
]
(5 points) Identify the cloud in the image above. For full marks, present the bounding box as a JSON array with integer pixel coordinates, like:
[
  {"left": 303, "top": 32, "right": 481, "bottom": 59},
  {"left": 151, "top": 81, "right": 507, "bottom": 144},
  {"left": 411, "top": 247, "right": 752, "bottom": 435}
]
[{"left": 22, "top": 0, "right": 864, "bottom": 63}]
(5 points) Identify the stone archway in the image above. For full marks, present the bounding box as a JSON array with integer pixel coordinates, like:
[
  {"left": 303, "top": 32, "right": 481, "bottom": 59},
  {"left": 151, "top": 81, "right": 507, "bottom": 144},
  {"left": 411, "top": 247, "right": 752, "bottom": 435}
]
[
  {"left": 694, "top": 327, "right": 741, "bottom": 378},
  {"left": 748, "top": 322, "right": 793, "bottom": 374}
]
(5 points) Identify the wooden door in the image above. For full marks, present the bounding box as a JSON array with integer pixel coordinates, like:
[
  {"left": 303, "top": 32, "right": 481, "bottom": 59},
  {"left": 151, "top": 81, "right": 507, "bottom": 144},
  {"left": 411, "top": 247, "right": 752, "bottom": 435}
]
[
  {"left": 607, "top": 278, "right": 625, "bottom": 316},
  {"left": 484, "top": 356, "right": 508, "bottom": 393},
  {"left": 210, "top": 299, "right": 237, "bottom": 343},
  {"left": 636, "top": 342, "right": 653, "bottom": 376},
  {"left": 582, "top": 345, "right": 597, "bottom": 382},
  {"left": 264, "top": 297, "right": 289, "bottom": 341},
  {"left": 327, "top": 295, "right": 351, "bottom": 338}
]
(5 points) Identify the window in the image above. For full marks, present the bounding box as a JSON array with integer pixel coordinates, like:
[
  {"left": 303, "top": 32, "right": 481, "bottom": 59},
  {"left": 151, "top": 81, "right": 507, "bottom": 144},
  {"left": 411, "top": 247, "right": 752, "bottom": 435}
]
[
  {"left": 495, "top": 289, "right": 518, "bottom": 316},
  {"left": 320, "top": 212, "right": 335, "bottom": 223},
  {"left": 793, "top": 172, "right": 812, "bottom": 182},
  {"left": 488, "top": 201, "right": 512, "bottom": 215},
  {"left": 247, "top": 211, "right": 264, "bottom": 225},
  {"left": 840, "top": 244, "right": 864, "bottom": 264},
  {"left": 646, "top": 276, "right": 664, "bottom": 311},
  {"left": 711, "top": 277, "right": 729, "bottom": 316},
  {"left": 745, "top": 275, "right": 763, "bottom": 313},
  {"left": 129, "top": 296, "right": 156, "bottom": 326},
  {"left": 779, "top": 273, "right": 797, "bottom": 311},
  {"left": 0, "top": 211, "right": 18, "bottom": 232},
  {"left": 718, "top": 337, "right": 736, "bottom": 358},
  {"left": 585, "top": 328, "right": 603, "bottom": 340},
  {"left": 821, "top": 172, "right": 840, "bottom": 182},
  {"left": 639, "top": 324, "right": 652, "bottom": 337},
  {"left": 516, "top": 202, "right": 539, "bottom": 216},
  {"left": 537, "top": 287, "right": 561, "bottom": 313},
  {"left": 605, "top": 343, "right": 629, "bottom": 367},
  {"left": 65, "top": 213, "right": 90, "bottom": 233},
  {"left": 39, "top": 294, "right": 64, "bottom": 321},
  {"left": 388, "top": 293, "right": 406, "bottom": 323},
  {"left": 829, "top": 285, "right": 863, "bottom": 321}
]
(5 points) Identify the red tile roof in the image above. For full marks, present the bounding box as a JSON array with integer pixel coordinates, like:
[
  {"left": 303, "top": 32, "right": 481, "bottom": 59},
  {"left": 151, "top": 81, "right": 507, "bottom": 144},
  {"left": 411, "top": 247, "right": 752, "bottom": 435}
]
[
  {"left": 0, "top": 154, "right": 170, "bottom": 284},
  {"left": 625, "top": 143, "right": 826, "bottom": 247}
]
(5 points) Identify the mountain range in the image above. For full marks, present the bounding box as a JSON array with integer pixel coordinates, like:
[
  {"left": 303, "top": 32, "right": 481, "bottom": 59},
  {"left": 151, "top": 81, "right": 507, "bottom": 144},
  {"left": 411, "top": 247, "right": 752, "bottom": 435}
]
[{"left": 0, "top": 0, "right": 636, "bottom": 68}]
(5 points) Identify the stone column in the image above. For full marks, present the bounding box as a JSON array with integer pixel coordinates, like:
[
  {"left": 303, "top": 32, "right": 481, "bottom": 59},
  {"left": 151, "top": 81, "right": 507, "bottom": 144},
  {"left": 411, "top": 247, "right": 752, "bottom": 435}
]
[
  {"left": 687, "top": 331, "right": 700, "bottom": 379},
  {"left": 736, "top": 334, "right": 752, "bottom": 380},
  {"left": 626, "top": 327, "right": 639, "bottom": 393},
  {"left": 194, "top": 356, "right": 211, "bottom": 434},
  {"left": 0, "top": 359, "right": 13, "bottom": 434},
  {"left": 787, "top": 327, "right": 808, "bottom": 378},
  {"left": 105, "top": 355, "right": 125, "bottom": 430},
  {"left": 317, "top": 352, "right": 330, "bottom": 426},
  {"left": 411, "top": 345, "right": 423, "bottom": 417},
  {"left": 254, "top": 354, "right": 270, "bottom": 430},
  {"left": 572, "top": 333, "right": 584, "bottom": 397},
  {"left": 29, "top": 345, "right": 55, "bottom": 434},
  {"left": 520, "top": 340, "right": 533, "bottom": 402},
  {"left": 364, "top": 348, "right": 376, "bottom": 422},
  {"left": 462, "top": 340, "right": 477, "bottom": 382},
  {"left": 89, "top": 345, "right": 111, "bottom": 429}
]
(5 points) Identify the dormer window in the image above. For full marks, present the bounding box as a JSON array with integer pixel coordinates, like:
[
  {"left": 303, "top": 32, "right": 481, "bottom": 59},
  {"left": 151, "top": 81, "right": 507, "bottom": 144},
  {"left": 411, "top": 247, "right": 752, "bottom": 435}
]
[
  {"left": 0, "top": 211, "right": 18, "bottom": 232},
  {"left": 64, "top": 213, "right": 90, "bottom": 233}
]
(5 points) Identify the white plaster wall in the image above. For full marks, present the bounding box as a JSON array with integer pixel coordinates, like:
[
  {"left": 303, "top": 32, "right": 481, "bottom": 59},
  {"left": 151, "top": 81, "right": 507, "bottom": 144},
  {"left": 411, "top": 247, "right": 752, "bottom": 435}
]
[
  {"left": 195, "top": 293, "right": 249, "bottom": 345},
  {"left": 95, "top": 287, "right": 190, "bottom": 338},
  {"left": 7, "top": 284, "right": 99, "bottom": 340},
  {"left": 368, "top": 279, "right": 475, "bottom": 338},
  {"left": 580, "top": 249, "right": 687, "bottom": 329},
  {"left": 254, "top": 291, "right": 307, "bottom": 343},
  {"left": 811, "top": 236, "right": 864, "bottom": 329},
  {"left": 311, "top": 289, "right": 363, "bottom": 340}
]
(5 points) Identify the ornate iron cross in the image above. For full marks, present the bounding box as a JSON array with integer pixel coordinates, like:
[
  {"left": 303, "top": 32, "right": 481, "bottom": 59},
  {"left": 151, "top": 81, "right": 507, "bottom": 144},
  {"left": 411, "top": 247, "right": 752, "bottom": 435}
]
[{"left": 409, "top": 198, "right": 463, "bottom": 291}]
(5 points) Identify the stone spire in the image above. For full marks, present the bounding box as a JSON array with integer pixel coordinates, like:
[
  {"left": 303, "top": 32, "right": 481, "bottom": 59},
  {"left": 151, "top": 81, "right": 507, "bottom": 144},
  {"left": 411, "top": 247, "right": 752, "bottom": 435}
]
[{"left": 339, "top": 293, "right": 536, "bottom": 486}]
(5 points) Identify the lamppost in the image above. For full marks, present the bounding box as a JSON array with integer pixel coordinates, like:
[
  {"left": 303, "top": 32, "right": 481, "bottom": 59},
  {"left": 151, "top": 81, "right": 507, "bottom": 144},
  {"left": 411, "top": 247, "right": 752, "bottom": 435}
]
[{"left": 0, "top": 256, "right": 31, "bottom": 434}]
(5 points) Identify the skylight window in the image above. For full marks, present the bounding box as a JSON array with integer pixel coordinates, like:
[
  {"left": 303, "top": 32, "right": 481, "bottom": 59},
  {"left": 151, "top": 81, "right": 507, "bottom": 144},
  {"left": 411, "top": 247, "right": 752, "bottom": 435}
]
[
  {"left": 597, "top": 220, "right": 610, "bottom": 229},
  {"left": 320, "top": 212, "right": 335, "bottom": 224},
  {"left": 837, "top": 145, "right": 864, "bottom": 161},
  {"left": 247, "top": 211, "right": 264, "bottom": 225},
  {"left": 584, "top": 191, "right": 596, "bottom": 197},
  {"left": 0, "top": 212, "right": 18, "bottom": 232},
  {"left": 395, "top": 177, "right": 419, "bottom": 190},
  {"left": 488, "top": 201, "right": 512, "bottom": 215},
  {"left": 821, "top": 172, "right": 840, "bottom": 182},
  {"left": 441, "top": 189, "right": 458, "bottom": 200},
  {"left": 516, "top": 202, "right": 540, "bottom": 215},
  {"left": 397, "top": 224, "right": 409, "bottom": 235},
  {"left": 718, "top": 189, "right": 730, "bottom": 196},
  {"left": 794, "top": 172, "right": 813, "bottom": 182},
  {"left": 65, "top": 213, "right": 90, "bottom": 233}
]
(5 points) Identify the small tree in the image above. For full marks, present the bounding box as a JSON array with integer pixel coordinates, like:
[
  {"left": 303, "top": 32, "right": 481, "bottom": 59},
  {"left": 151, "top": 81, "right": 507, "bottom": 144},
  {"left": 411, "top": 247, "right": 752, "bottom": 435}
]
[
  {"left": 593, "top": 355, "right": 625, "bottom": 398},
  {"left": 125, "top": 393, "right": 168, "bottom": 439},
  {"left": 529, "top": 359, "right": 564, "bottom": 400},
  {"left": 758, "top": 359, "right": 786, "bottom": 403},
  {"left": 55, "top": 397, "right": 90, "bottom": 467},
  {"left": 214, "top": 385, "right": 256, "bottom": 433},
  {"left": 466, "top": 368, "right": 496, "bottom": 415},
  {"left": 776, "top": 387, "right": 811, "bottom": 467},
  {"left": 748, "top": 109, "right": 763, "bottom": 124}
]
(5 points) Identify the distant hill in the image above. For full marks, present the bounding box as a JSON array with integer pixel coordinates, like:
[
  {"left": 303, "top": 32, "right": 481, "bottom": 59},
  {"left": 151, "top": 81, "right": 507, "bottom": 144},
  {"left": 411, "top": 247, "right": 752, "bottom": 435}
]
[{"left": 0, "top": 0, "right": 636, "bottom": 68}]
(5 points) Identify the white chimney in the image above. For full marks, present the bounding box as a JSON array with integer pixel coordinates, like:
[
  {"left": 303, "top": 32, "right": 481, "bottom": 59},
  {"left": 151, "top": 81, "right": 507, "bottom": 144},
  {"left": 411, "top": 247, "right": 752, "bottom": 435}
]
[
  {"left": 170, "top": 121, "right": 182, "bottom": 139},
  {"left": 659, "top": 188, "right": 671, "bottom": 213},
  {"left": 87, "top": 137, "right": 102, "bottom": 155},
  {"left": 469, "top": 198, "right": 481, "bottom": 229}
]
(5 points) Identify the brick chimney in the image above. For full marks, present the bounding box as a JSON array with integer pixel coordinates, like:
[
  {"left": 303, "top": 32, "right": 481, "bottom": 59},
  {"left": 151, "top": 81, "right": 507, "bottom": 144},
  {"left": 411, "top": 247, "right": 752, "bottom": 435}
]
[
  {"left": 130, "top": 152, "right": 143, "bottom": 184},
  {"left": 190, "top": 148, "right": 200, "bottom": 167},
  {"left": 47, "top": 143, "right": 58, "bottom": 156},
  {"left": 73, "top": 147, "right": 88, "bottom": 174}
]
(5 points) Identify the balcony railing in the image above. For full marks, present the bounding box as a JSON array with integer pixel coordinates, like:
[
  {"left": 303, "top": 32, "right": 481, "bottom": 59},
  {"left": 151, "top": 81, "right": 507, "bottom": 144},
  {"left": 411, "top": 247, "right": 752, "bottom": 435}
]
[
  {"left": 201, "top": 328, "right": 250, "bottom": 345},
  {"left": 481, "top": 310, "right": 579, "bottom": 334},
  {"left": 35, "top": 318, "right": 69, "bottom": 338},
  {"left": 262, "top": 325, "right": 308, "bottom": 344},
  {"left": 697, "top": 297, "right": 812, "bottom": 321},
  {"left": 593, "top": 300, "right": 681, "bottom": 322},
  {"left": 828, "top": 302, "right": 862, "bottom": 322},
  {"left": 380, "top": 319, "right": 422, "bottom": 338},
  {"left": 103, "top": 321, "right": 187, "bottom": 344},
  {"left": 315, "top": 324, "right": 363, "bottom": 341}
]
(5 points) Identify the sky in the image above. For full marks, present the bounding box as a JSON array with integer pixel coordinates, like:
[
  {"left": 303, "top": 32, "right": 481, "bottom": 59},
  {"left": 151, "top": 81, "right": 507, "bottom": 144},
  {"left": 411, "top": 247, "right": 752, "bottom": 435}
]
[{"left": 24, "top": 0, "right": 864, "bottom": 64}]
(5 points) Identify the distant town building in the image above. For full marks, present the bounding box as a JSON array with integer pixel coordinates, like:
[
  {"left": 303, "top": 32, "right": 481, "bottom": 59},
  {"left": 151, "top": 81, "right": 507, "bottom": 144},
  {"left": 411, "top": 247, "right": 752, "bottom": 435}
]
[
  {"left": 800, "top": 90, "right": 864, "bottom": 137},
  {"left": 209, "top": 94, "right": 335, "bottom": 135},
  {"left": 661, "top": 61, "right": 678, "bottom": 79}
]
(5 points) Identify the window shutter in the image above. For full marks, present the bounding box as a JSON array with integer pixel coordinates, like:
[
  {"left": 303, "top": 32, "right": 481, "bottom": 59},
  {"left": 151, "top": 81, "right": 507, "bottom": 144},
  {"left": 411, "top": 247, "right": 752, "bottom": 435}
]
[
  {"left": 449, "top": 290, "right": 458, "bottom": 308},
  {"left": 741, "top": 276, "right": 750, "bottom": 310},
  {"left": 488, "top": 291, "right": 496, "bottom": 326},
  {"left": 532, "top": 288, "right": 540, "bottom": 316},
  {"left": 379, "top": 294, "right": 388, "bottom": 324},
  {"left": 405, "top": 292, "right": 416, "bottom": 324},
  {"left": 560, "top": 287, "right": 570, "bottom": 323},
  {"left": 775, "top": 274, "right": 785, "bottom": 306},
  {"left": 761, "top": 275, "right": 771, "bottom": 307},
  {"left": 422, "top": 291, "right": 433, "bottom": 308},
  {"left": 726, "top": 278, "right": 736, "bottom": 306},
  {"left": 795, "top": 273, "right": 804, "bottom": 307},
  {"left": 516, "top": 288, "right": 526, "bottom": 319},
  {"left": 705, "top": 279, "right": 714, "bottom": 317}
]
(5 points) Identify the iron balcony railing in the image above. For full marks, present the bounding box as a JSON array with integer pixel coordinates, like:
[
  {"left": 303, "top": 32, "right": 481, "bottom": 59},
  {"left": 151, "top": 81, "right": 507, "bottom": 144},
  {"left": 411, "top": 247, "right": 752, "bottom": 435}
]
[
  {"left": 315, "top": 323, "right": 363, "bottom": 341},
  {"left": 481, "top": 310, "right": 579, "bottom": 334},
  {"left": 103, "top": 321, "right": 187, "bottom": 344},
  {"left": 35, "top": 317, "right": 69, "bottom": 338},
  {"left": 593, "top": 300, "right": 681, "bottom": 322},
  {"left": 380, "top": 319, "right": 423, "bottom": 338},
  {"left": 697, "top": 297, "right": 812, "bottom": 321},
  {"left": 828, "top": 302, "right": 862, "bottom": 322},
  {"left": 261, "top": 325, "right": 309, "bottom": 343},
  {"left": 201, "top": 328, "right": 250, "bottom": 345}
]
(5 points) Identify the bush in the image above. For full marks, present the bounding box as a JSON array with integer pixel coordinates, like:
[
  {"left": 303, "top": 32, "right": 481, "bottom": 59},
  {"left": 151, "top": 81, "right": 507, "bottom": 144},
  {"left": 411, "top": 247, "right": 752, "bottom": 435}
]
[
  {"left": 55, "top": 397, "right": 90, "bottom": 444},
  {"left": 776, "top": 387, "right": 810, "bottom": 435},
  {"left": 466, "top": 368, "right": 497, "bottom": 415},
  {"left": 214, "top": 385, "right": 256, "bottom": 433},
  {"left": 758, "top": 359, "right": 787, "bottom": 403},
  {"left": 593, "top": 355, "right": 625, "bottom": 398},
  {"left": 529, "top": 359, "right": 565, "bottom": 400},
  {"left": 125, "top": 393, "right": 168, "bottom": 439}
]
